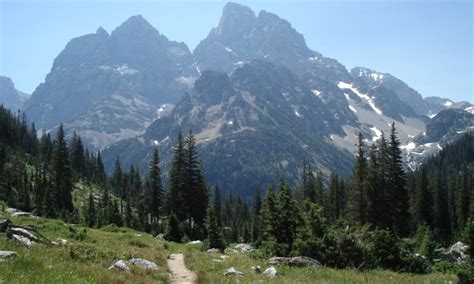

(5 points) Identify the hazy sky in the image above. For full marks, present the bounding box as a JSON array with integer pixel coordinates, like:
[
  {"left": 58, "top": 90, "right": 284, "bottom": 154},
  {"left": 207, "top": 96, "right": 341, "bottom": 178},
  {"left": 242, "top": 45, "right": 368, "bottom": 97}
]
[{"left": 1, "top": 0, "right": 472, "bottom": 102}]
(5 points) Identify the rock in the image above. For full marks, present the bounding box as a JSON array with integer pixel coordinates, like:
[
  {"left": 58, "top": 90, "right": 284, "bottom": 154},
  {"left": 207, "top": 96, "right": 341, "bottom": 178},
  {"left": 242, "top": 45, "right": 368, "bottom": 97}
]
[
  {"left": 207, "top": 248, "right": 221, "bottom": 254},
  {"left": 188, "top": 240, "right": 202, "bottom": 245},
  {"left": 212, "top": 259, "right": 223, "bottom": 262},
  {"left": 12, "top": 234, "right": 35, "bottom": 247},
  {"left": 10, "top": 227, "right": 40, "bottom": 242},
  {"left": 0, "top": 251, "right": 17, "bottom": 262},
  {"left": 263, "top": 266, "right": 277, "bottom": 277},
  {"left": 220, "top": 255, "right": 230, "bottom": 260},
  {"left": 251, "top": 265, "right": 262, "bottom": 273},
  {"left": 11, "top": 211, "right": 35, "bottom": 218},
  {"left": 224, "top": 267, "right": 245, "bottom": 276},
  {"left": 266, "top": 257, "right": 291, "bottom": 265},
  {"left": 234, "top": 243, "right": 256, "bottom": 253},
  {"left": 436, "top": 241, "right": 469, "bottom": 262},
  {"left": 128, "top": 258, "right": 159, "bottom": 270},
  {"left": 5, "top": 208, "right": 18, "bottom": 214},
  {"left": 56, "top": 238, "right": 68, "bottom": 245},
  {"left": 108, "top": 260, "right": 130, "bottom": 272},
  {"left": 450, "top": 242, "right": 468, "bottom": 254},
  {"left": 156, "top": 233, "right": 165, "bottom": 241},
  {"left": 266, "top": 256, "right": 322, "bottom": 269},
  {"left": 289, "top": 256, "right": 323, "bottom": 268},
  {"left": 134, "top": 233, "right": 142, "bottom": 237},
  {"left": 224, "top": 248, "right": 239, "bottom": 254}
]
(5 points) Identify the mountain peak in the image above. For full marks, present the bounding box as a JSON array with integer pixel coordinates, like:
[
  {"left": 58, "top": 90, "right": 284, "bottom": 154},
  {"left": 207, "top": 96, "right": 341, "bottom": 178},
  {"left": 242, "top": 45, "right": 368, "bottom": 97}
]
[
  {"left": 112, "top": 15, "right": 158, "bottom": 37},
  {"left": 215, "top": 2, "right": 256, "bottom": 39},
  {"left": 95, "top": 26, "right": 109, "bottom": 37}
]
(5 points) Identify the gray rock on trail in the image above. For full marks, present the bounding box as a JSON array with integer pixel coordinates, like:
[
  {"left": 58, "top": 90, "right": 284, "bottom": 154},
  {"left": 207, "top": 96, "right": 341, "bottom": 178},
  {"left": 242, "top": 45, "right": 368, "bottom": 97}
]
[
  {"left": 207, "top": 248, "right": 221, "bottom": 253},
  {"left": 128, "top": 258, "right": 160, "bottom": 270},
  {"left": 224, "top": 267, "right": 245, "bottom": 276},
  {"left": 266, "top": 256, "right": 323, "bottom": 268},
  {"left": 0, "top": 251, "right": 17, "bottom": 262},
  {"left": 108, "top": 260, "right": 131, "bottom": 272},
  {"left": 263, "top": 266, "right": 277, "bottom": 277}
]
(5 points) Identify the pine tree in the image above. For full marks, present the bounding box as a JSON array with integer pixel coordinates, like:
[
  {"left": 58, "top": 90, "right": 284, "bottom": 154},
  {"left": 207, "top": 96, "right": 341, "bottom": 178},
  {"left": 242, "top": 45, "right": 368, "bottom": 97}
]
[
  {"left": 251, "top": 187, "right": 262, "bottom": 244},
  {"left": 86, "top": 193, "right": 96, "bottom": 227},
  {"left": 261, "top": 186, "right": 278, "bottom": 254},
  {"left": 212, "top": 185, "right": 222, "bottom": 226},
  {"left": 112, "top": 157, "right": 123, "bottom": 198},
  {"left": 412, "top": 166, "right": 433, "bottom": 227},
  {"left": 349, "top": 132, "right": 368, "bottom": 224},
  {"left": 455, "top": 168, "right": 470, "bottom": 232},
  {"left": 148, "top": 148, "right": 164, "bottom": 227},
  {"left": 165, "top": 212, "right": 183, "bottom": 242},
  {"left": 70, "top": 133, "right": 85, "bottom": 176},
  {"left": 387, "top": 123, "right": 410, "bottom": 236},
  {"left": 169, "top": 132, "right": 187, "bottom": 221},
  {"left": 206, "top": 207, "right": 225, "bottom": 250},
  {"left": 51, "top": 124, "right": 74, "bottom": 215},
  {"left": 432, "top": 174, "right": 451, "bottom": 245},
  {"left": 184, "top": 130, "right": 208, "bottom": 229}
]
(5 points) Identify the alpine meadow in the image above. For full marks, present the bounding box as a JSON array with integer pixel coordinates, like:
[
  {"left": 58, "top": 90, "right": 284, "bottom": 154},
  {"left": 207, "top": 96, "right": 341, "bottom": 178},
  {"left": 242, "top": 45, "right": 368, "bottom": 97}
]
[{"left": 1, "top": 1, "right": 473, "bottom": 283}]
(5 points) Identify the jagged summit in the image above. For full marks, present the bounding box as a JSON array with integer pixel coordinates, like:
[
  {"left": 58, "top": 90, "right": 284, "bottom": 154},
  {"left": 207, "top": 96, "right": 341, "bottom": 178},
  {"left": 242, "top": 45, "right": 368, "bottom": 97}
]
[
  {"left": 112, "top": 15, "right": 158, "bottom": 37},
  {"left": 95, "top": 26, "right": 109, "bottom": 37}
]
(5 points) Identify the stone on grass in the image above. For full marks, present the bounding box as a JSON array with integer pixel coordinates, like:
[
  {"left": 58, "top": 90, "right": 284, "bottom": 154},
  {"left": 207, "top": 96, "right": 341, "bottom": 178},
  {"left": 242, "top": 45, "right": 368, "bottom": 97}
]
[
  {"left": 128, "top": 258, "right": 159, "bottom": 270},
  {"left": 224, "top": 267, "right": 245, "bottom": 276},
  {"left": 224, "top": 248, "right": 239, "bottom": 254},
  {"left": 263, "top": 266, "right": 277, "bottom": 277},
  {"left": 12, "top": 234, "right": 34, "bottom": 247},
  {"left": 56, "top": 238, "right": 68, "bottom": 245},
  {"left": 11, "top": 212, "right": 35, "bottom": 218},
  {"left": 207, "top": 248, "right": 221, "bottom": 254},
  {"left": 108, "top": 260, "right": 131, "bottom": 272},
  {"left": 10, "top": 227, "right": 40, "bottom": 242},
  {"left": 188, "top": 240, "right": 202, "bottom": 245},
  {"left": 5, "top": 208, "right": 18, "bottom": 214},
  {"left": 266, "top": 256, "right": 322, "bottom": 269},
  {"left": 156, "top": 234, "right": 165, "bottom": 241},
  {"left": 212, "top": 259, "right": 223, "bottom": 262},
  {"left": 234, "top": 243, "right": 256, "bottom": 253},
  {"left": 0, "top": 251, "right": 17, "bottom": 262},
  {"left": 220, "top": 255, "right": 230, "bottom": 260}
]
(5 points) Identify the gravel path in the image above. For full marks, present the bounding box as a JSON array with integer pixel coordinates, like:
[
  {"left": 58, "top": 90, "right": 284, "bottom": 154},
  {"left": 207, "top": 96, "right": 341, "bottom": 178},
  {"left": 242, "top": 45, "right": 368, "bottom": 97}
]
[{"left": 167, "top": 253, "right": 197, "bottom": 284}]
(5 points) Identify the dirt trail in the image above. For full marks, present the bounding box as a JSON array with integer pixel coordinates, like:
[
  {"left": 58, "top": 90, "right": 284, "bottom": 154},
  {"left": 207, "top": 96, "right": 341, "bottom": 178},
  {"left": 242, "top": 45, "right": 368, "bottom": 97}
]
[{"left": 167, "top": 253, "right": 197, "bottom": 284}]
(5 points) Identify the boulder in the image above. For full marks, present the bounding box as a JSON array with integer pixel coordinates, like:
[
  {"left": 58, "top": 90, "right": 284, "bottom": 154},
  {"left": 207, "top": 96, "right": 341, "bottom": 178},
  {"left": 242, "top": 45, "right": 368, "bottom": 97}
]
[
  {"left": 188, "top": 240, "right": 202, "bottom": 245},
  {"left": 5, "top": 208, "right": 18, "bottom": 214},
  {"left": 234, "top": 243, "right": 256, "bottom": 253},
  {"left": 55, "top": 238, "right": 68, "bottom": 245},
  {"left": 10, "top": 227, "right": 40, "bottom": 242},
  {"left": 266, "top": 256, "right": 322, "bottom": 268},
  {"left": 224, "top": 267, "right": 245, "bottom": 277},
  {"left": 289, "top": 256, "right": 323, "bottom": 268},
  {"left": 220, "top": 255, "right": 230, "bottom": 260},
  {"left": 224, "top": 248, "right": 239, "bottom": 254},
  {"left": 155, "top": 233, "right": 165, "bottom": 241},
  {"left": 11, "top": 211, "right": 35, "bottom": 218},
  {"left": 251, "top": 265, "right": 262, "bottom": 273},
  {"left": 128, "top": 258, "right": 159, "bottom": 270},
  {"left": 108, "top": 260, "right": 130, "bottom": 272},
  {"left": 266, "top": 257, "right": 291, "bottom": 265},
  {"left": 263, "top": 266, "right": 277, "bottom": 277},
  {"left": 207, "top": 248, "right": 221, "bottom": 254},
  {"left": 212, "top": 259, "right": 223, "bottom": 262},
  {"left": 12, "top": 234, "right": 35, "bottom": 247},
  {"left": 0, "top": 251, "right": 16, "bottom": 262},
  {"left": 436, "top": 241, "right": 469, "bottom": 262}
]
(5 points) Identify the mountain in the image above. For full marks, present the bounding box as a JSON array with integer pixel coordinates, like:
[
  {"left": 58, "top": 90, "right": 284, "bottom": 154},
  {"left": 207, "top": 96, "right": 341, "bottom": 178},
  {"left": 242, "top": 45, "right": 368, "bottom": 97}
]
[
  {"left": 24, "top": 16, "right": 198, "bottom": 149},
  {"left": 194, "top": 2, "right": 352, "bottom": 83},
  {"left": 424, "top": 96, "right": 472, "bottom": 117},
  {"left": 0, "top": 76, "right": 29, "bottom": 111}
]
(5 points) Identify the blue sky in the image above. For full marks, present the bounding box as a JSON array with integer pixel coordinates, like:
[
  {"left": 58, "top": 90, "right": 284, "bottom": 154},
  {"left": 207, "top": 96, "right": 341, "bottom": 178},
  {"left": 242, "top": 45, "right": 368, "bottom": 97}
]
[{"left": 1, "top": 0, "right": 472, "bottom": 102}]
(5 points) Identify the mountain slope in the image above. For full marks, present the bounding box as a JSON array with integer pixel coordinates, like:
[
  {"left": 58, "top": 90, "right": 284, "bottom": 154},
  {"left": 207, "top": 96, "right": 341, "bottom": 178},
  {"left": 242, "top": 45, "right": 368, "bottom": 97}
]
[
  {"left": 0, "top": 76, "right": 29, "bottom": 111},
  {"left": 24, "top": 16, "right": 198, "bottom": 149}
]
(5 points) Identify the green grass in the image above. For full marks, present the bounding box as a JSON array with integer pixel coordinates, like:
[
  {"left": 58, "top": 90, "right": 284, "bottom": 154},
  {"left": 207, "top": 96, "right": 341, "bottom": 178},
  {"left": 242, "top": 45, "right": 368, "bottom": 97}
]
[
  {"left": 0, "top": 214, "right": 170, "bottom": 283},
  {"left": 0, "top": 211, "right": 460, "bottom": 283},
  {"left": 180, "top": 243, "right": 458, "bottom": 284}
]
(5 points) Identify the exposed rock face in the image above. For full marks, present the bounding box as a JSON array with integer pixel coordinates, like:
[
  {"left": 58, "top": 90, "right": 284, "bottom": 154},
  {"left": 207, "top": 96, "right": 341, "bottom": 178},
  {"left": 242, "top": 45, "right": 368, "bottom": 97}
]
[
  {"left": 422, "top": 109, "right": 474, "bottom": 144},
  {"left": 194, "top": 2, "right": 351, "bottom": 83},
  {"left": 0, "top": 76, "right": 28, "bottom": 111},
  {"left": 24, "top": 16, "right": 198, "bottom": 149}
]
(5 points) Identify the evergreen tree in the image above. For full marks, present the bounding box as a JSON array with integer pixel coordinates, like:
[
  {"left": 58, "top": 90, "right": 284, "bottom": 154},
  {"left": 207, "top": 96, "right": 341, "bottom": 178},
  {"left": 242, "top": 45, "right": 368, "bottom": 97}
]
[
  {"left": 455, "top": 168, "right": 470, "bottom": 232},
  {"left": 212, "top": 185, "right": 222, "bottom": 226},
  {"left": 261, "top": 186, "right": 279, "bottom": 254},
  {"left": 165, "top": 212, "right": 183, "bottom": 242},
  {"left": 111, "top": 157, "right": 123, "bottom": 198},
  {"left": 86, "top": 193, "right": 96, "bottom": 227},
  {"left": 349, "top": 132, "right": 368, "bottom": 224},
  {"left": 251, "top": 187, "right": 262, "bottom": 244},
  {"left": 206, "top": 207, "right": 225, "bottom": 250},
  {"left": 148, "top": 148, "right": 164, "bottom": 226},
  {"left": 412, "top": 166, "right": 433, "bottom": 227},
  {"left": 169, "top": 132, "right": 187, "bottom": 221},
  {"left": 387, "top": 123, "right": 410, "bottom": 236},
  {"left": 70, "top": 133, "right": 85, "bottom": 176},
  {"left": 51, "top": 124, "right": 74, "bottom": 215},
  {"left": 432, "top": 174, "right": 451, "bottom": 245}
]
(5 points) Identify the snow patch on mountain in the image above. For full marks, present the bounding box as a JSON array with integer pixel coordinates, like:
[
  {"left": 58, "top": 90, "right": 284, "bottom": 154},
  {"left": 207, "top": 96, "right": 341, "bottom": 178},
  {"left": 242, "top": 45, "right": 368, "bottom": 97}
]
[
  {"left": 443, "top": 100, "right": 453, "bottom": 107},
  {"left": 370, "top": 126, "right": 382, "bottom": 142},
  {"left": 337, "top": 81, "right": 383, "bottom": 115}
]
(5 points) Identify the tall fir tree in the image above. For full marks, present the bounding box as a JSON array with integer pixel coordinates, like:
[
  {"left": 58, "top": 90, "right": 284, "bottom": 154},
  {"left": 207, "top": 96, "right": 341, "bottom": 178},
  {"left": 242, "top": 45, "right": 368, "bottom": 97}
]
[
  {"left": 51, "top": 124, "right": 74, "bottom": 215},
  {"left": 169, "top": 132, "right": 187, "bottom": 221},
  {"left": 349, "top": 132, "right": 368, "bottom": 224},
  {"left": 148, "top": 148, "right": 164, "bottom": 226}
]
